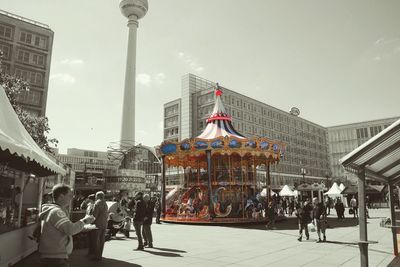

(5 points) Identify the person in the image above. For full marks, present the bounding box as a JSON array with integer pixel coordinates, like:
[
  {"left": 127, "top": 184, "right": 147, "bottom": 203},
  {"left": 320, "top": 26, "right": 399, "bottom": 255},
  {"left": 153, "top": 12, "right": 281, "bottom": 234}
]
[
  {"left": 296, "top": 201, "right": 311, "bottom": 242},
  {"left": 282, "top": 198, "right": 287, "bottom": 215},
  {"left": 38, "top": 184, "right": 95, "bottom": 267},
  {"left": 84, "top": 194, "right": 96, "bottom": 257},
  {"left": 142, "top": 194, "right": 155, "bottom": 248},
  {"left": 288, "top": 198, "right": 295, "bottom": 216},
  {"left": 326, "top": 196, "right": 332, "bottom": 215},
  {"left": 129, "top": 192, "right": 145, "bottom": 250},
  {"left": 90, "top": 191, "right": 108, "bottom": 261},
  {"left": 155, "top": 197, "right": 161, "bottom": 224},
  {"left": 312, "top": 197, "right": 327, "bottom": 242},
  {"left": 335, "top": 198, "right": 345, "bottom": 220},
  {"left": 350, "top": 196, "right": 358, "bottom": 218},
  {"left": 265, "top": 202, "right": 276, "bottom": 229}
]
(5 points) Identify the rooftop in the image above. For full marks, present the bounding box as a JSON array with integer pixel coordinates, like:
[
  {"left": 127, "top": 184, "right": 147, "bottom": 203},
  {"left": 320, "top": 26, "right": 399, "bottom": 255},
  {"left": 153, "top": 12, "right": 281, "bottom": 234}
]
[{"left": 0, "top": 9, "right": 50, "bottom": 30}]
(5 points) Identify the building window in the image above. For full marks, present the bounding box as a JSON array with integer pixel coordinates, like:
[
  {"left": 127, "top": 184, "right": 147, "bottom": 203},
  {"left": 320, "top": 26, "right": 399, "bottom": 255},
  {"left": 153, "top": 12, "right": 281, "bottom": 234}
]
[
  {"left": 0, "top": 24, "right": 12, "bottom": 38},
  {"left": 356, "top": 128, "right": 369, "bottom": 139},
  {"left": 0, "top": 43, "right": 10, "bottom": 59}
]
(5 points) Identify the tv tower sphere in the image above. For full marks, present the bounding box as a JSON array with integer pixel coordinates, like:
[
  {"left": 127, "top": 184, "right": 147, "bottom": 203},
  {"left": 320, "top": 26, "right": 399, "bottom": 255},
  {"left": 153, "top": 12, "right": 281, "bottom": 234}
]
[{"left": 119, "top": 0, "right": 148, "bottom": 20}]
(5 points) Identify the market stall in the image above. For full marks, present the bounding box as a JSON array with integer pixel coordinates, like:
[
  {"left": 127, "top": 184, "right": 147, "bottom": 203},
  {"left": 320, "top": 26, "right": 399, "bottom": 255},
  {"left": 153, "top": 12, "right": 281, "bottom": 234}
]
[{"left": 0, "top": 85, "right": 66, "bottom": 266}]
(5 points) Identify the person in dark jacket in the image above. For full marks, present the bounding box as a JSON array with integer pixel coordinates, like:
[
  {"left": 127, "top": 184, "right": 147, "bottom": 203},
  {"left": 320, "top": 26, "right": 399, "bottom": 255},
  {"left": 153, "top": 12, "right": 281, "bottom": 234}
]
[
  {"left": 296, "top": 202, "right": 311, "bottom": 241},
  {"left": 335, "top": 198, "right": 345, "bottom": 220},
  {"left": 131, "top": 192, "right": 145, "bottom": 250},
  {"left": 155, "top": 197, "right": 161, "bottom": 224},
  {"left": 312, "top": 197, "right": 327, "bottom": 242},
  {"left": 142, "top": 194, "right": 155, "bottom": 248},
  {"left": 90, "top": 191, "right": 109, "bottom": 261}
]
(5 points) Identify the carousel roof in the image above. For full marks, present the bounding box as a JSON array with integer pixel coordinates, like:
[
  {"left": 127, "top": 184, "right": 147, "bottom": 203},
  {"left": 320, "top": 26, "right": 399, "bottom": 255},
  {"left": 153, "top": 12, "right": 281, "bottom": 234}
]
[{"left": 197, "top": 85, "right": 245, "bottom": 140}]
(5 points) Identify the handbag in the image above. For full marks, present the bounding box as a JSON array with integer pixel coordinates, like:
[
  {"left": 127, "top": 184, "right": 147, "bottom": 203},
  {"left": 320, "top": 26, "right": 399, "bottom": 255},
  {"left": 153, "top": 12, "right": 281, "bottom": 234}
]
[
  {"left": 349, "top": 208, "right": 354, "bottom": 215},
  {"left": 308, "top": 222, "right": 316, "bottom": 232}
]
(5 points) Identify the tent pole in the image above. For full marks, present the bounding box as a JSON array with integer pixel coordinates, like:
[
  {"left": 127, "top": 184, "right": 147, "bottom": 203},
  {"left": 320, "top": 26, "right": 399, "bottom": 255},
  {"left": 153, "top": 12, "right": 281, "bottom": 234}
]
[
  {"left": 388, "top": 182, "right": 398, "bottom": 256},
  {"left": 358, "top": 168, "right": 368, "bottom": 267}
]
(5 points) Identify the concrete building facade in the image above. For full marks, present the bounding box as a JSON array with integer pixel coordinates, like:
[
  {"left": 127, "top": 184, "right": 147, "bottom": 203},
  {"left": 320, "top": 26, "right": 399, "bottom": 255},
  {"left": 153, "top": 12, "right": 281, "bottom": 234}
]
[
  {"left": 327, "top": 117, "right": 400, "bottom": 183},
  {"left": 0, "top": 9, "right": 54, "bottom": 116},
  {"left": 163, "top": 74, "right": 331, "bottom": 187},
  {"left": 54, "top": 148, "right": 118, "bottom": 192}
]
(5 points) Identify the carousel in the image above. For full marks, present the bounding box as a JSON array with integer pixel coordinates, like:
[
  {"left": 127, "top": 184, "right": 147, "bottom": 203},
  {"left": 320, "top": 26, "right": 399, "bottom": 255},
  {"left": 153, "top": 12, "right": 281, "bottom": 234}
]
[{"left": 159, "top": 85, "right": 285, "bottom": 224}]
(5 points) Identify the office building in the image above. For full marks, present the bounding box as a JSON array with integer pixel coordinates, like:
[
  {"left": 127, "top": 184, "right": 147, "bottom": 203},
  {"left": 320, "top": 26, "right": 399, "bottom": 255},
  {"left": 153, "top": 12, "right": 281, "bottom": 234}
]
[
  {"left": 328, "top": 117, "right": 400, "bottom": 183},
  {"left": 0, "top": 9, "right": 53, "bottom": 116}
]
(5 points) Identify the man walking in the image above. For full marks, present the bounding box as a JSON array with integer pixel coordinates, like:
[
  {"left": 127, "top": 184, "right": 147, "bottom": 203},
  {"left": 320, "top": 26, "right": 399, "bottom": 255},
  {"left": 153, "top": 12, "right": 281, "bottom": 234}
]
[
  {"left": 130, "top": 192, "right": 145, "bottom": 250},
  {"left": 39, "top": 184, "right": 95, "bottom": 267},
  {"left": 142, "top": 194, "right": 155, "bottom": 248},
  {"left": 90, "top": 191, "right": 108, "bottom": 261},
  {"left": 296, "top": 202, "right": 311, "bottom": 242},
  {"left": 312, "top": 197, "right": 327, "bottom": 242}
]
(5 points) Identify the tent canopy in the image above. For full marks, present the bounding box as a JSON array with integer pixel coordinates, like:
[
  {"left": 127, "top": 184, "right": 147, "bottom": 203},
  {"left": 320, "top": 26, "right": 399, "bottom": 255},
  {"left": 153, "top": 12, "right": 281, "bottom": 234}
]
[
  {"left": 260, "top": 188, "right": 277, "bottom": 197},
  {"left": 279, "top": 185, "right": 295, "bottom": 196},
  {"left": 339, "top": 183, "right": 346, "bottom": 191},
  {"left": 0, "top": 85, "right": 65, "bottom": 176},
  {"left": 324, "top": 182, "right": 342, "bottom": 196},
  {"left": 340, "top": 118, "right": 400, "bottom": 184}
]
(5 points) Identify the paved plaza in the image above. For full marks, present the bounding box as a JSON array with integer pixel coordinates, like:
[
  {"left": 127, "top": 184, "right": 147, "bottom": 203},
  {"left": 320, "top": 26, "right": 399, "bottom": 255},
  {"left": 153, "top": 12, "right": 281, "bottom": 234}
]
[{"left": 16, "top": 209, "right": 399, "bottom": 267}]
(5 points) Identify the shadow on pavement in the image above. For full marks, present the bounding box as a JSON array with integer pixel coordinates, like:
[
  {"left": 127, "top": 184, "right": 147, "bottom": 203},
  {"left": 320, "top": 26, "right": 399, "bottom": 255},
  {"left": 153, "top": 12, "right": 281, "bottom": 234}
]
[
  {"left": 224, "top": 216, "right": 360, "bottom": 231},
  {"left": 152, "top": 247, "right": 187, "bottom": 253},
  {"left": 142, "top": 249, "right": 183, "bottom": 257},
  {"left": 14, "top": 249, "right": 142, "bottom": 267}
]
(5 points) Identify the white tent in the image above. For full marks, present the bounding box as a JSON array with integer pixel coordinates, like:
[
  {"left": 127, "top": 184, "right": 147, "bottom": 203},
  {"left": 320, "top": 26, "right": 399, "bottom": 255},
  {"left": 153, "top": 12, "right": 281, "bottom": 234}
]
[
  {"left": 279, "top": 185, "right": 295, "bottom": 197},
  {"left": 325, "top": 182, "right": 348, "bottom": 207},
  {"left": 339, "top": 183, "right": 346, "bottom": 192},
  {"left": 260, "top": 188, "right": 277, "bottom": 197},
  {"left": 0, "top": 85, "right": 65, "bottom": 176},
  {"left": 324, "top": 182, "right": 342, "bottom": 197}
]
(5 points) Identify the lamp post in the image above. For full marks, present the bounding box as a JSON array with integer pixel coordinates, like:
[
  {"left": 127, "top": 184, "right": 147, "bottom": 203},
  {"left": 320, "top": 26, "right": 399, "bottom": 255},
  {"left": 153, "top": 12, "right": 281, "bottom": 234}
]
[{"left": 301, "top": 168, "right": 306, "bottom": 184}]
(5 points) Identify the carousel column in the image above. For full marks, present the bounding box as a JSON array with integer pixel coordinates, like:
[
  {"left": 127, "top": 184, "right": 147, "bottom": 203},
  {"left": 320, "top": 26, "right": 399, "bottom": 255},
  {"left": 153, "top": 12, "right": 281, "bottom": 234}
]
[
  {"left": 267, "top": 162, "right": 271, "bottom": 202},
  {"left": 161, "top": 156, "right": 166, "bottom": 219},
  {"left": 206, "top": 150, "right": 214, "bottom": 218}
]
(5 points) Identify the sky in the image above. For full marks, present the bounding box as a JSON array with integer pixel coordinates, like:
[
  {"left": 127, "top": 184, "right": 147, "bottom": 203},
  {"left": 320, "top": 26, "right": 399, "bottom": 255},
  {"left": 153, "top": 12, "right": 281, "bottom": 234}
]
[{"left": 1, "top": 0, "right": 399, "bottom": 153}]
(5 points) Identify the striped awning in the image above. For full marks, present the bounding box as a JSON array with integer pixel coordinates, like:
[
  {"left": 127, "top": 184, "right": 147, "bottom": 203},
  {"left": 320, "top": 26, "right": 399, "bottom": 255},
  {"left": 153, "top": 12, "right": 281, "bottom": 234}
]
[
  {"left": 340, "top": 118, "right": 400, "bottom": 184},
  {"left": 197, "top": 86, "right": 245, "bottom": 140}
]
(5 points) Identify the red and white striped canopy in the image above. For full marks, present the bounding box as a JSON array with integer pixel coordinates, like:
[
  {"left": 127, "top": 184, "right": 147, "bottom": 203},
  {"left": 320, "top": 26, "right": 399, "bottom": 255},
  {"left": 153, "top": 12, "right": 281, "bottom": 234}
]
[{"left": 197, "top": 86, "right": 246, "bottom": 140}]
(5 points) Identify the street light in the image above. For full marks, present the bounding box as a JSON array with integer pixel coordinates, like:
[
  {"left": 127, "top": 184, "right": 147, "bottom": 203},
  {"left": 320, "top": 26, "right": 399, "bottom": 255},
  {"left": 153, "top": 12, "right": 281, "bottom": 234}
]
[{"left": 301, "top": 168, "right": 306, "bottom": 184}]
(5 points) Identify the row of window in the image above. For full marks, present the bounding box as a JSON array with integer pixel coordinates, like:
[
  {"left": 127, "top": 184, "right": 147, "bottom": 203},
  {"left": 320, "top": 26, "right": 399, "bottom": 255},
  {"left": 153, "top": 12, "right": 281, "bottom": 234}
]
[
  {"left": 165, "top": 105, "right": 179, "bottom": 117},
  {"left": 16, "top": 89, "right": 41, "bottom": 106},
  {"left": 0, "top": 24, "right": 49, "bottom": 50},
  {"left": 17, "top": 48, "right": 46, "bottom": 67},
  {"left": 20, "top": 31, "right": 48, "bottom": 49},
  {"left": 15, "top": 67, "right": 44, "bottom": 86},
  {"left": 164, "top": 127, "right": 179, "bottom": 138},
  {"left": 165, "top": 116, "right": 179, "bottom": 127}
]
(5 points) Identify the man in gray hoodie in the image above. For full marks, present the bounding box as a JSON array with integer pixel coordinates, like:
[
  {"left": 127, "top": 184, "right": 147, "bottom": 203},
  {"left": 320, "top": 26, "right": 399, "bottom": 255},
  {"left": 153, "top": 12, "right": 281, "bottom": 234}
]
[{"left": 39, "top": 184, "right": 95, "bottom": 267}]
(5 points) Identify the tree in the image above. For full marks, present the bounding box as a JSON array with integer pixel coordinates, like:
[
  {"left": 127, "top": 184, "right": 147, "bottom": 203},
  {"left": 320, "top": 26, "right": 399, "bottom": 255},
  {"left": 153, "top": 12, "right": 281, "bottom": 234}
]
[{"left": 0, "top": 50, "right": 58, "bottom": 153}]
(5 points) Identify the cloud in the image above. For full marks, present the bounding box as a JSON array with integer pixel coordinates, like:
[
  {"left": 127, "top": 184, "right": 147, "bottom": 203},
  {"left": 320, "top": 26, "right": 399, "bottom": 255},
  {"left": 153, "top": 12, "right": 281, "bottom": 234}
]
[
  {"left": 60, "top": 59, "right": 84, "bottom": 65},
  {"left": 50, "top": 73, "right": 76, "bottom": 84},
  {"left": 155, "top": 72, "right": 166, "bottom": 84},
  {"left": 177, "top": 51, "right": 205, "bottom": 73},
  {"left": 136, "top": 73, "right": 152, "bottom": 86}
]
